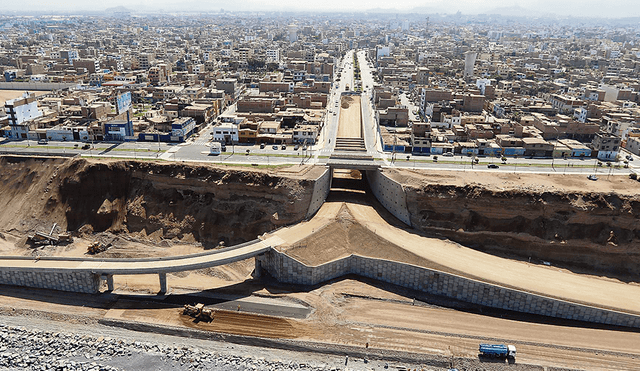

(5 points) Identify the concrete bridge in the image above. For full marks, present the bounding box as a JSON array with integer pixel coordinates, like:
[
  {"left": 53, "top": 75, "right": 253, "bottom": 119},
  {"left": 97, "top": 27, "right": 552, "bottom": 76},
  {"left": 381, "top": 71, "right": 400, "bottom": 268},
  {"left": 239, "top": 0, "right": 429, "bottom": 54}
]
[{"left": 0, "top": 236, "right": 280, "bottom": 294}]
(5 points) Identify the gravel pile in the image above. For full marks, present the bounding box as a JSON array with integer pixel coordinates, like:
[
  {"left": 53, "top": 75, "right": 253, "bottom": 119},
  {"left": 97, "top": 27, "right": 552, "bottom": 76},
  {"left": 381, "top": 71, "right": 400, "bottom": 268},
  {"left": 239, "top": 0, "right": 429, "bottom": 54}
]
[{"left": 0, "top": 323, "right": 429, "bottom": 371}]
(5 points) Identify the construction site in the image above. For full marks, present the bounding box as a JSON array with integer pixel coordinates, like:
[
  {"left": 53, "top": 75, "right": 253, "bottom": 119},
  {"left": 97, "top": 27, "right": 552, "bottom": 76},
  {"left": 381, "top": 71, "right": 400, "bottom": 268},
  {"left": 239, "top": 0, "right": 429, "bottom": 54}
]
[{"left": 1, "top": 154, "right": 640, "bottom": 370}]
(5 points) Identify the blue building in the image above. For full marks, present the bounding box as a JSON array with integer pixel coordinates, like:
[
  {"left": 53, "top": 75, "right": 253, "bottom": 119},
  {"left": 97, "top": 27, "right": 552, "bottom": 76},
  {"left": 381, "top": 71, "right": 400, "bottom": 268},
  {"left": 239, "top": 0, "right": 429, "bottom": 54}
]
[
  {"left": 138, "top": 117, "right": 196, "bottom": 143},
  {"left": 104, "top": 120, "right": 134, "bottom": 141}
]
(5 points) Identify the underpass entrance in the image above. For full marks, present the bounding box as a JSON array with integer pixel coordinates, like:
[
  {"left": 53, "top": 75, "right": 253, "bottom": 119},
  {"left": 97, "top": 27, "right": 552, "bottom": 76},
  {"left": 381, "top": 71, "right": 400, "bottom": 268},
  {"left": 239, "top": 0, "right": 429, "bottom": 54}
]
[{"left": 330, "top": 168, "right": 367, "bottom": 194}]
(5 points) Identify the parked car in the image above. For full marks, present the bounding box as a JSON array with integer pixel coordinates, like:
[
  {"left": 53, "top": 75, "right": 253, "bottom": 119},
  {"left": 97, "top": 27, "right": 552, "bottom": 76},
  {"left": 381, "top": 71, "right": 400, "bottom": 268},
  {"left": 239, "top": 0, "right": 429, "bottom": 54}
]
[
  {"left": 281, "top": 144, "right": 287, "bottom": 150},
  {"left": 260, "top": 143, "right": 266, "bottom": 149},
  {"left": 294, "top": 144, "right": 300, "bottom": 150},
  {"left": 272, "top": 145, "right": 278, "bottom": 150},
  {"left": 37, "top": 139, "right": 48, "bottom": 145},
  {"left": 81, "top": 144, "right": 91, "bottom": 150},
  {"left": 487, "top": 164, "right": 500, "bottom": 169},
  {"left": 442, "top": 152, "right": 454, "bottom": 157}
]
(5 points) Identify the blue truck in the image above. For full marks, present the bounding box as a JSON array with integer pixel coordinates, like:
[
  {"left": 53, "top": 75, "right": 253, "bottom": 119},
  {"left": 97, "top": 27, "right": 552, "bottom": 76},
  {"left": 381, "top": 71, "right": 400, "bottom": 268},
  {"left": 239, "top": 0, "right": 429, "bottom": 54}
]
[{"left": 479, "top": 344, "right": 517, "bottom": 359}]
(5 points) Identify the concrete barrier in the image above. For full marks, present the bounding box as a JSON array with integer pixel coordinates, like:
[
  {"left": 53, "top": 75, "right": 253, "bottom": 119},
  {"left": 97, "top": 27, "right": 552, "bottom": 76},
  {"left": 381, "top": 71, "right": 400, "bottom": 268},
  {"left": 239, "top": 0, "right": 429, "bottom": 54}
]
[
  {"left": 306, "top": 166, "right": 331, "bottom": 219},
  {"left": 258, "top": 250, "right": 640, "bottom": 329},
  {"left": 366, "top": 169, "right": 411, "bottom": 226},
  {"left": 0, "top": 82, "right": 78, "bottom": 91}
]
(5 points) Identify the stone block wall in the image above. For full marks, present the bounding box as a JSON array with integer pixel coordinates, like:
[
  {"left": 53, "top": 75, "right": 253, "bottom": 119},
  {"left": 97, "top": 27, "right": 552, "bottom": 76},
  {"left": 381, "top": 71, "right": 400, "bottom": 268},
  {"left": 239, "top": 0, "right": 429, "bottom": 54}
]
[
  {"left": 0, "top": 269, "right": 101, "bottom": 294},
  {"left": 259, "top": 250, "right": 640, "bottom": 329}
]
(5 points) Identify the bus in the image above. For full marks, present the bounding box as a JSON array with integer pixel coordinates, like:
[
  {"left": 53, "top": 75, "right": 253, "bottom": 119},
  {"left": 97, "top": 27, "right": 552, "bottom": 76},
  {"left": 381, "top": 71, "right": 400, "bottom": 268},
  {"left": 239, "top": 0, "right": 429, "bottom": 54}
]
[{"left": 210, "top": 142, "right": 222, "bottom": 155}]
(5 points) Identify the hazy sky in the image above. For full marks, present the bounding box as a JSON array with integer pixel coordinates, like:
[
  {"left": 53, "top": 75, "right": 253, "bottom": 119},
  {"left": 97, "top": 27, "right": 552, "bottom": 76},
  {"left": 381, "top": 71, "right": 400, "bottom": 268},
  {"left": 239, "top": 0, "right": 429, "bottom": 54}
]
[{"left": 6, "top": 0, "right": 640, "bottom": 18}]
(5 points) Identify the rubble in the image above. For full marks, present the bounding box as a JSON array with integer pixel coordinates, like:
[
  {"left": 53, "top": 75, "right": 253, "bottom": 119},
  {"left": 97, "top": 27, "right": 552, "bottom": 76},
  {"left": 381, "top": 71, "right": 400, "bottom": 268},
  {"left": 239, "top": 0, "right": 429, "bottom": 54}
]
[{"left": 0, "top": 323, "right": 426, "bottom": 371}]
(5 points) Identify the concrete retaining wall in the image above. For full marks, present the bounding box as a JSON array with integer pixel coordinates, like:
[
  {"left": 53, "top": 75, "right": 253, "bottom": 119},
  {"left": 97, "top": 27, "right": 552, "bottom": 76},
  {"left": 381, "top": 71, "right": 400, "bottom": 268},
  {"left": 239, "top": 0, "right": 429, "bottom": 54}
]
[
  {"left": 306, "top": 166, "right": 331, "bottom": 219},
  {"left": 366, "top": 170, "right": 411, "bottom": 226},
  {"left": 0, "top": 269, "right": 100, "bottom": 294},
  {"left": 259, "top": 250, "right": 640, "bottom": 329},
  {"left": 0, "top": 82, "right": 78, "bottom": 91}
]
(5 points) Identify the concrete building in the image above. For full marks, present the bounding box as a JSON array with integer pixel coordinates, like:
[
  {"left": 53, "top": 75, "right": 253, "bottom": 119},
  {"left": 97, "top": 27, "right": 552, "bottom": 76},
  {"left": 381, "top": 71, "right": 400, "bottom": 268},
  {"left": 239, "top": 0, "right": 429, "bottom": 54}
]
[
  {"left": 4, "top": 93, "right": 42, "bottom": 139},
  {"left": 464, "top": 51, "right": 477, "bottom": 80},
  {"left": 591, "top": 132, "right": 621, "bottom": 160},
  {"left": 213, "top": 123, "right": 239, "bottom": 144}
]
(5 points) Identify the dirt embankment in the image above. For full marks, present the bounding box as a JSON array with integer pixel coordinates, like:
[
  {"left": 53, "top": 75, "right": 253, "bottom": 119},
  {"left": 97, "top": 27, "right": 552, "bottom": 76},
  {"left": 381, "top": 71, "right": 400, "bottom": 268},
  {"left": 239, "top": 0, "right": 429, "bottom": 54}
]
[
  {"left": 393, "top": 170, "right": 640, "bottom": 280},
  {"left": 0, "top": 156, "right": 318, "bottom": 249}
]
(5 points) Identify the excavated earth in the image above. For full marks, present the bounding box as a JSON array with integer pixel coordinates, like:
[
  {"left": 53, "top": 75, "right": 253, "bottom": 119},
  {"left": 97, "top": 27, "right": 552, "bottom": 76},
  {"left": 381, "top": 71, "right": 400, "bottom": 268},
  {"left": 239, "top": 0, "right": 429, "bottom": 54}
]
[
  {"left": 0, "top": 156, "right": 322, "bottom": 251},
  {"left": 2, "top": 155, "right": 640, "bottom": 284},
  {"left": 386, "top": 169, "right": 640, "bottom": 282}
]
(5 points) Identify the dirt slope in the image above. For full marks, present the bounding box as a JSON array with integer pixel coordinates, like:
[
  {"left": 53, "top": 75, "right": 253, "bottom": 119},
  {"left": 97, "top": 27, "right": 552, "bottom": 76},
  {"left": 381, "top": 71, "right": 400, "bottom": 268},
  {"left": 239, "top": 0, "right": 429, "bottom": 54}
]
[
  {"left": 0, "top": 156, "right": 320, "bottom": 249},
  {"left": 387, "top": 169, "right": 640, "bottom": 280}
]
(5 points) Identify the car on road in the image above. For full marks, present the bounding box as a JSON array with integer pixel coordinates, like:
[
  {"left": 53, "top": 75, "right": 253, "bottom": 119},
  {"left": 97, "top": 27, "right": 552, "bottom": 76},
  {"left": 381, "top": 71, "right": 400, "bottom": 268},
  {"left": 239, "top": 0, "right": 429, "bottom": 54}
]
[
  {"left": 37, "top": 139, "right": 48, "bottom": 145},
  {"left": 281, "top": 144, "right": 287, "bottom": 150},
  {"left": 81, "top": 144, "right": 91, "bottom": 150},
  {"left": 272, "top": 145, "right": 278, "bottom": 150},
  {"left": 442, "top": 152, "right": 454, "bottom": 157},
  {"left": 260, "top": 143, "right": 265, "bottom": 149},
  {"left": 294, "top": 144, "right": 299, "bottom": 150},
  {"left": 487, "top": 164, "right": 500, "bottom": 169}
]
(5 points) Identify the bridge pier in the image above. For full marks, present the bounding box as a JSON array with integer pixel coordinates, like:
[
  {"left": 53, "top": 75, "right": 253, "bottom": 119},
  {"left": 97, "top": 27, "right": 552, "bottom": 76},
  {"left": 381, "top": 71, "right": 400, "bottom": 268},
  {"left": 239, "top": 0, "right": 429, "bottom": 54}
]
[
  {"left": 252, "top": 255, "right": 263, "bottom": 279},
  {"left": 106, "top": 274, "right": 114, "bottom": 292},
  {"left": 158, "top": 273, "right": 167, "bottom": 294}
]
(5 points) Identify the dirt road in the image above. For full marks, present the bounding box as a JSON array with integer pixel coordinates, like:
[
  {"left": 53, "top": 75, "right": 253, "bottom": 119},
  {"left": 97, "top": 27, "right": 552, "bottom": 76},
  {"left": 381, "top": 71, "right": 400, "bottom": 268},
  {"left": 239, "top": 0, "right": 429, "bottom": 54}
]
[
  {"left": 271, "top": 197, "right": 640, "bottom": 315},
  {"left": 337, "top": 95, "right": 362, "bottom": 138}
]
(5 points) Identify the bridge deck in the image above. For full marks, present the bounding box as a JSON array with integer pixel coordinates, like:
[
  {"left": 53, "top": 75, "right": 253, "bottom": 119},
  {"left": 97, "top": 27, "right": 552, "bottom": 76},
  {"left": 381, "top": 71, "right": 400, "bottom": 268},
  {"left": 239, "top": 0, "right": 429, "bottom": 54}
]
[{"left": 0, "top": 236, "right": 282, "bottom": 275}]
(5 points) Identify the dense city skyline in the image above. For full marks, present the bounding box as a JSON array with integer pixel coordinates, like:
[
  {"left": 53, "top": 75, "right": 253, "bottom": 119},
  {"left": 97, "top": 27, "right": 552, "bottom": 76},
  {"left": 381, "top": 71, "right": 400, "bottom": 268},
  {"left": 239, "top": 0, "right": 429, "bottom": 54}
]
[{"left": 6, "top": 0, "right": 640, "bottom": 18}]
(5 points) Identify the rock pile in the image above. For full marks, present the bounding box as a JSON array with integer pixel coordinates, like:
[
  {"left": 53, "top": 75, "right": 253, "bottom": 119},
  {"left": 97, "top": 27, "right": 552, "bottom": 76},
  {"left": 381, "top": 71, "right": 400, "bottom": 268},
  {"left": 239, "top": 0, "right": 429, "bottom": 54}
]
[{"left": 0, "top": 324, "right": 389, "bottom": 371}]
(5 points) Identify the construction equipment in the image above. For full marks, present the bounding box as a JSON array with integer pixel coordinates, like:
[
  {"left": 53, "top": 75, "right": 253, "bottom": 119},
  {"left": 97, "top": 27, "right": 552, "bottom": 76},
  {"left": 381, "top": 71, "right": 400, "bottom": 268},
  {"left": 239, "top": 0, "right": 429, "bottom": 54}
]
[
  {"left": 183, "top": 303, "right": 215, "bottom": 322},
  {"left": 87, "top": 241, "right": 107, "bottom": 254},
  {"left": 27, "top": 223, "right": 73, "bottom": 246}
]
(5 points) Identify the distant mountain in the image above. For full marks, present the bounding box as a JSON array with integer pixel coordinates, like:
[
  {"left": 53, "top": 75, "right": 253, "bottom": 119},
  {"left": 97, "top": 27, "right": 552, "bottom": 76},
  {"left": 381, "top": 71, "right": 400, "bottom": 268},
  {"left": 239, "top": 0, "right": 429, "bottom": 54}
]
[{"left": 105, "top": 6, "right": 131, "bottom": 13}]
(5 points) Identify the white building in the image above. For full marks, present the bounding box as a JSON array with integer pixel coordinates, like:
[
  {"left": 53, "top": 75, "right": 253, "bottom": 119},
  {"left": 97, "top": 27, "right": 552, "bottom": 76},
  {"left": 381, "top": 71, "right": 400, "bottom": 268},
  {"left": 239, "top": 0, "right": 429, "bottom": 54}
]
[
  {"left": 213, "top": 124, "right": 239, "bottom": 144},
  {"left": 46, "top": 126, "right": 89, "bottom": 142},
  {"left": 475, "top": 78, "right": 492, "bottom": 95},
  {"left": 288, "top": 25, "right": 298, "bottom": 43},
  {"left": 376, "top": 46, "right": 390, "bottom": 60},
  {"left": 573, "top": 107, "right": 588, "bottom": 123},
  {"left": 266, "top": 49, "right": 280, "bottom": 62},
  {"left": 5, "top": 93, "right": 42, "bottom": 139},
  {"left": 292, "top": 125, "right": 318, "bottom": 144}
]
